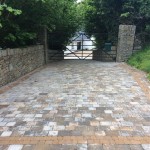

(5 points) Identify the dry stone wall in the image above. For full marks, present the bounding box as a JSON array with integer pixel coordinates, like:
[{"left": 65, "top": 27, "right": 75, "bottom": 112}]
[
  {"left": 93, "top": 46, "right": 117, "bottom": 62},
  {"left": 48, "top": 50, "right": 64, "bottom": 61},
  {"left": 133, "top": 35, "right": 142, "bottom": 53},
  {"left": 0, "top": 45, "right": 44, "bottom": 87}
]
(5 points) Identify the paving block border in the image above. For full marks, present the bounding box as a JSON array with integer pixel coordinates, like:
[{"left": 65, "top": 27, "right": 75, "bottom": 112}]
[
  {"left": 0, "top": 136, "right": 150, "bottom": 145},
  {"left": 120, "top": 63, "right": 150, "bottom": 101}
]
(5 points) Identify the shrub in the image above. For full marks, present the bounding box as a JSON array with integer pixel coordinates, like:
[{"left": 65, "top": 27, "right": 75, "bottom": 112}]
[{"left": 127, "top": 45, "right": 150, "bottom": 80}]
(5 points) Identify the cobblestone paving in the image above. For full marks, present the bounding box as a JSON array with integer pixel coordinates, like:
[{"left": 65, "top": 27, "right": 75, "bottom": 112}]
[
  {"left": 0, "top": 60, "right": 150, "bottom": 149},
  {"left": 0, "top": 144, "right": 150, "bottom": 150}
]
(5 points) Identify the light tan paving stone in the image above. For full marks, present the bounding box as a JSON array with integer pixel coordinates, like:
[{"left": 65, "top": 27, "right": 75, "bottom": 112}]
[{"left": 0, "top": 136, "right": 150, "bottom": 145}]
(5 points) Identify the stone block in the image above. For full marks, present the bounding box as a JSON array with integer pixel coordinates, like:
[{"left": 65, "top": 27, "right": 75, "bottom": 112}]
[
  {"left": 7, "top": 49, "right": 13, "bottom": 56},
  {"left": 0, "top": 50, "right": 2, "bottom": 58},
  {"left": 9, "top": 64, "right": 13, "bottom": 71},
  {"left": 1, "top": 50, "right": 7, "bottom": 57}
]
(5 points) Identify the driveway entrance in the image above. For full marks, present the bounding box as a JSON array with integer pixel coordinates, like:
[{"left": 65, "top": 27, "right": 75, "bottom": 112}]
[{"left": 0, "top": 60, "right": 150, "bottom": 149}]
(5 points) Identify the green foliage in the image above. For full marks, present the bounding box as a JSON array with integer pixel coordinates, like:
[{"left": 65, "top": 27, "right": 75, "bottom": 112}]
[
  {"left": 0, "top": 3, "right": 22, "bottom": 28},
  {"left": 127, "top": 46, "right": 150, "bottom": 80},
  {"left": 76, "top": 0, "right": 95, "bottom": 31},
  {"left": 1, "top": 0, "right": 150, "bottom": 49},
  {"left": 120, "top": 12, "right": 130, "bottom": 18},
  {"left": 79, "top": 0, "right": 150, "bottom": 48},
  {"left": 4, "top": 33, "right": 16, "bottom": 42},
  {"left": 140, "top": 0, "right": 150, "bottom": 18},
  {"left": 80, "top": 0, "right": 123, "bottom": 48},
  {"left": 0, "top": 0, "right": 79, "bottom": 49},
  {"left": 46, "top": 0, "right": 79, "bottom": 49}
]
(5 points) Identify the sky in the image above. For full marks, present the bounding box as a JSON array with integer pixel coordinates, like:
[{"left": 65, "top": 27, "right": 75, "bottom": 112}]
[{"left": 77, "top": 0, "right": 83, "bottom": 3}]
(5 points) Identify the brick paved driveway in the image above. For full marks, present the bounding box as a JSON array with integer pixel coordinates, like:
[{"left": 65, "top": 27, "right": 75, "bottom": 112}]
[{"left": 0, "top": 60, "right": 150, "bottom": 149}]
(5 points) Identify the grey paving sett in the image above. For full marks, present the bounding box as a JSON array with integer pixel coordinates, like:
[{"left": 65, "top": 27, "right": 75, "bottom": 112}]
[
  {"left": 0, "top": 60, "right": 150, "bottom": 138},
  {"left": 0, "top": 144, "right": 150, "bottom": 150}
]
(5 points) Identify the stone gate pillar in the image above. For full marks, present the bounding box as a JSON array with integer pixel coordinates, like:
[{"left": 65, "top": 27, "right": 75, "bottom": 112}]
[{"left": 117, "top": 25, "right": 136, "bottom": 62}]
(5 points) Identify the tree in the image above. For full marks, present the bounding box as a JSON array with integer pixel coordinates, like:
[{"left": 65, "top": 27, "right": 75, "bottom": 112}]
[
  {"left": 47, "top": 0, "right": 79, "bottom": 49},
  {"left": 80, "top": 0, "right": 150, "bottom": 48},
  {"left": 0, "top": 0, "right": 79, "bottom": 49},
  {"left": 0, "top": 1, "right": 22, "bottom": 28}
]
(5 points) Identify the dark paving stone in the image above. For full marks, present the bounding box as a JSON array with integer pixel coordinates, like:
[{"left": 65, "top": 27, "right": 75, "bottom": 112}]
[
  {"left": 88, "top": 144, "right": 103, "bottom": 150},
  {"left": 61, "top": 144, "right": 77, "bottom": 150},
  {"left": 22, "top": 145, "right": 35, "bottom": 150},
  {"left": 58, "top": 130, "right": 72, "bottom": 136},
  {"left": 71, "top": 130, "right": 82, "bottom": 136}
]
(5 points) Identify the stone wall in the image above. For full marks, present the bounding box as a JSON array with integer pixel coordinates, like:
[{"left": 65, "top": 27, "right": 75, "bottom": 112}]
[
  {"left": 0, "top": 45, "right": 44, "bottom": 87},
  {"left": 93, "top": 46, "right": 117, "bottom": 62},
  {"left": 117, "top": 25, "right": 136, "bottom": 62},
  {"left": 133, "top": 35, "right": 142, "bottom": 54}
]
